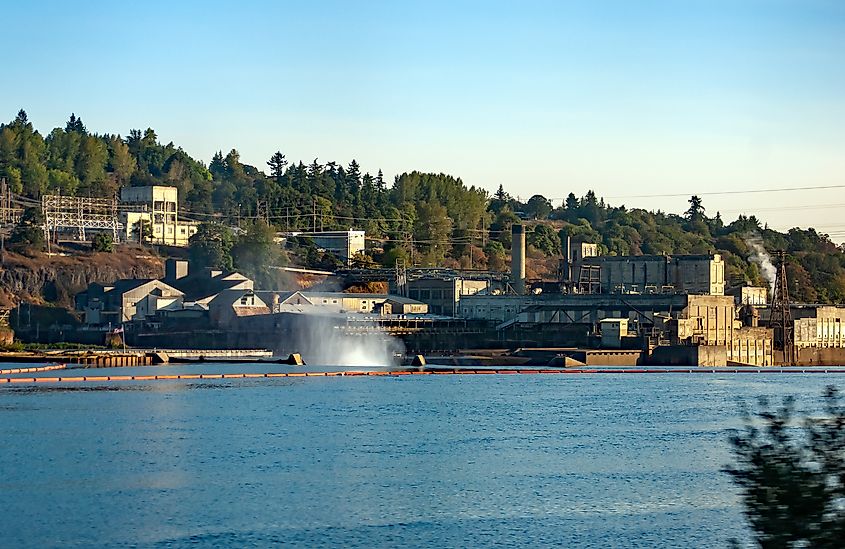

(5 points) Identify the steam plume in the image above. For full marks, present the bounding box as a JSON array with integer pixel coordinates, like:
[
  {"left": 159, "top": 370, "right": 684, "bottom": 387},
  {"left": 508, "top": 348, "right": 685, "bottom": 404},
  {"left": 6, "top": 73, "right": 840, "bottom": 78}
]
[{"left": 745, "top": 233, "right": 776, "bottom": 296}]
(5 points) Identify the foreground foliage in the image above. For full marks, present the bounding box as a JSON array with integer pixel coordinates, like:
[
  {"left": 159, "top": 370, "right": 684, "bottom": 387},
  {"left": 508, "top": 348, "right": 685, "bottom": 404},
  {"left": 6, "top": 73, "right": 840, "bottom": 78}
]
[{"left": 725, "top": 387, "right": 845, "bottom": 548}]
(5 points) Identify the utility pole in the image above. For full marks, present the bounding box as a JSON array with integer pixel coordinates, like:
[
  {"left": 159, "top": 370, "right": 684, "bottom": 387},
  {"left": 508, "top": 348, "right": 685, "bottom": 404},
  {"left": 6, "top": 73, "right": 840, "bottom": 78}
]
[
  {"left": 770, "top": 250, "right": 794, "bottom": 365},
  {"left": 312, "top": 198, "right": 316, "bottom": 232}
]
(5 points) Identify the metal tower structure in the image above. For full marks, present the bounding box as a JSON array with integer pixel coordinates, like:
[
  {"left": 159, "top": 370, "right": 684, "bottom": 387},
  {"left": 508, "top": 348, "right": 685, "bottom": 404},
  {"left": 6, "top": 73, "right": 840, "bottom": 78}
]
[
  {"left": 42, "top": 194, "right": 121, "bottom": 241},
  {"left": 395, "top": 258, "right": 408, "bottom": 297},
  {"left": 769, "top": 250, "right": 794, "bottom": 365}
]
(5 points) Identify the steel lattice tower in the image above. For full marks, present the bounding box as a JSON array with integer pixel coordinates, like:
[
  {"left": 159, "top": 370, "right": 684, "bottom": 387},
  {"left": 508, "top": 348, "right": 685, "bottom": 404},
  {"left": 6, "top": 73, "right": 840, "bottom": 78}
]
[{"left": 769, "top": 250, "right": 794, "bottom": 365}]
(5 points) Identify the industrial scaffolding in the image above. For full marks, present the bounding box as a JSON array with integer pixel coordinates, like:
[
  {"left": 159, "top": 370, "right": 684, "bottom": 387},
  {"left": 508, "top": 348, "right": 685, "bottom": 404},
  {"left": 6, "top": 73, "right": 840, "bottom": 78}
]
[{"left": 42, "top": 194, "right": 122, "bottom": 241}]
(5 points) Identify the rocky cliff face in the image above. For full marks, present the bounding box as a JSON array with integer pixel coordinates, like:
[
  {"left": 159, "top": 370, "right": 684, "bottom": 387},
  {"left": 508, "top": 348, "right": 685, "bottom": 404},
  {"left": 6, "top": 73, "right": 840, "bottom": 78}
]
[{"left": 0, "top": 249, "right": 163, "bottom": 308}]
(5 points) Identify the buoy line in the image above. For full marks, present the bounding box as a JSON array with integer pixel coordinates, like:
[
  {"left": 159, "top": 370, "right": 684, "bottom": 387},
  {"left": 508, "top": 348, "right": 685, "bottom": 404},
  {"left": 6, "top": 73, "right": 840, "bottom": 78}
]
[
  {"left": 2, "top": 368, "right": 845, "bottom": 384},
  {"left": 0, "top": 364, "right": 66, "bottom": 375}
]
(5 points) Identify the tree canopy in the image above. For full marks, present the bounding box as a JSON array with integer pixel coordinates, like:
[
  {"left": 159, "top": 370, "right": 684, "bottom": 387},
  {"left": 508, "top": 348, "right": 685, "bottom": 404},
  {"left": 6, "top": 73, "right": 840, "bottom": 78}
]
[{"left": 2, "top": 110, "right": 845, "bottom": 301}]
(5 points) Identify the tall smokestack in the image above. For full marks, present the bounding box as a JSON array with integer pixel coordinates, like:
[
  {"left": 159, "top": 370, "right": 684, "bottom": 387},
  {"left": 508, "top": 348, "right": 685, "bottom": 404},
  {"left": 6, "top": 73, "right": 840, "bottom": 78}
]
[
  {"left": 565, "top": 235, "right": 572, "bottom": 287},
  {"left": 511, "top": 224, "right": 526, "bottom": 294}
]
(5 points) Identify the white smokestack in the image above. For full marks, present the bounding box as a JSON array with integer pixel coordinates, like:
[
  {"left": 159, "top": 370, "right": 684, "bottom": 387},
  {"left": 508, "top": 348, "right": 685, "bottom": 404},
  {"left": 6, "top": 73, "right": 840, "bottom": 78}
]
[{"left": 746, "top": 233, "right": 776, "bottom": 295}]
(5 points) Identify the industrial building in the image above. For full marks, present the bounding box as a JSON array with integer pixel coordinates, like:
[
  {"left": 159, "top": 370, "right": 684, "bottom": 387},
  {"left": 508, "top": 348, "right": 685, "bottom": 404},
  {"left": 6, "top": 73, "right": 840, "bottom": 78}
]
[
  {"left": 792, "top": 306, "right": 845, "bottom": 365},
  {"left": 76, "top": 279, "right": 185, "bottom": 325},
  {"left": 570, "top": 254, "right": 725, "bottom": 295},
  {"left": 407, "top": 277, "right": 489, "bottom": 316},
  {"left": 727, "top": 286, "right": 768, "bottom": 306},
  {"left": 443, "top": 224, "right": 771, "bottom": 366},
  {"left": 283, "top": 230, "right": 366, "bottom": 264},
  {"left": 120, "top": 185, "right": 199, "bottom": 246}
]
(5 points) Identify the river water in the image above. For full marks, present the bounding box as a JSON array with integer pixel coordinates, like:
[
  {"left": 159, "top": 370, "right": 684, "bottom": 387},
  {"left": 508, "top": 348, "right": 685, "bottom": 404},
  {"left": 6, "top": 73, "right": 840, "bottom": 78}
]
[{"left": 0, "top": 365, "right": 839, "bottom": 548}]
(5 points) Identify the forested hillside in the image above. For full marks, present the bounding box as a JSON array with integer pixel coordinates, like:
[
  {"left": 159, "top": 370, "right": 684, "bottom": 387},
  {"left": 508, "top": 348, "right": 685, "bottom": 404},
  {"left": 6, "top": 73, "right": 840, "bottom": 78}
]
[{"left": 2, "top": 110, "right": 844, "bottom": 303}]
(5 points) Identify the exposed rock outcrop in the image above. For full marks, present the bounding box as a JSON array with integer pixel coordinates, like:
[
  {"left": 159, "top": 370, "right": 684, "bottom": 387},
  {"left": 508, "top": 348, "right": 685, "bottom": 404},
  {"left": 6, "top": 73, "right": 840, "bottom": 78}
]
[{"left": 0, "top": 248, "right": 163, "bottom": 309}]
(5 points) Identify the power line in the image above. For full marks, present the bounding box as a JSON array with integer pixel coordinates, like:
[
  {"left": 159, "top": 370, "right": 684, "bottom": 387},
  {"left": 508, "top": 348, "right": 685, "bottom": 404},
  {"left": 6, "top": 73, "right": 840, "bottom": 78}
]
[{"left": 605, "top": 184, "right": 845, "bottom": 200}]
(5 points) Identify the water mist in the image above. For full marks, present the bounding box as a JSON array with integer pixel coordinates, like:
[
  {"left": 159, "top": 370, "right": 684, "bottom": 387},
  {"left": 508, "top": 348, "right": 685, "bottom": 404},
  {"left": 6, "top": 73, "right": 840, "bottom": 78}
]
[{"left": 291, "top": 313, "right": 405, "bottom": 368}]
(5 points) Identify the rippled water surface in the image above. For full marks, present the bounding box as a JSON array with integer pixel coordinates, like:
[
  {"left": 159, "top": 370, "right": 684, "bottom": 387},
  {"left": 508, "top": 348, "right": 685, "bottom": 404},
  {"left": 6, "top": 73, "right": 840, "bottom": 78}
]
[{"left": 0, "top": 366, "right": 839, "bottom": 548}]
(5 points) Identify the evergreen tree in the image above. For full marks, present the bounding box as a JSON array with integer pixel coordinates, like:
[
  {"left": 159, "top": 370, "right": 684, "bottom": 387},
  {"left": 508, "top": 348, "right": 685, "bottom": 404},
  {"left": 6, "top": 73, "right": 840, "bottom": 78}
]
[
  {"left": 65, "top": 113, "right": 86, "bottom": 134},
  {"left": 267, "top": 151, "right": 287, "bottom": 183}
]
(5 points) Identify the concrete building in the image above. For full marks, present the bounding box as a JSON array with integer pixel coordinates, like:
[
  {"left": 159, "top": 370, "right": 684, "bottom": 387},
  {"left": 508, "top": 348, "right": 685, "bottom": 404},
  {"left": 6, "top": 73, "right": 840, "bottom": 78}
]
[
  {"left": 297, "top": 292, "right": 428, "bottom": 315},
  {"left": 120, "top": 186, "right": 198, "bottom": 246},
  {"left": 600, "top": 318, "right": 628, "bottom": 348},
  {"left": 579, "top": 254, "right": 725, "bottom": 295},
  {"left": 794, "top": 306, "right": 845, "bottom": 350},
  {"left": 727, "top": 285, "right": 768, "bottom": 306},
  {"left": 208, "top": 289, "right": 270, "bottom": 325},
  {"left": 162, "top": 259, "right": 254, "bottom": 303},
  {"left": 460, "top": 292, "right": 772, "bottom": 366},
  {"left": 285, "top": 230, "right": 366, "bottom": 264},
  {"left": 76, "top": 279, "right": 185, "bottom": 325},
  {"left": 567, "top": 240, "right": 599, "bottom": 263},
  {"left": 407, "top": 277, "right": 489, "bottom": 316}
]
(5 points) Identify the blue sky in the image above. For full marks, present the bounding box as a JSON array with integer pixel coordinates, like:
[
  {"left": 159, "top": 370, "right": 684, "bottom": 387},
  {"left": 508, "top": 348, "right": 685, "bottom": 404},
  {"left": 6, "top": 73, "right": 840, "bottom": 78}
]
[{"left": 2, "top": 0, "right": 844, "bottom": 235}]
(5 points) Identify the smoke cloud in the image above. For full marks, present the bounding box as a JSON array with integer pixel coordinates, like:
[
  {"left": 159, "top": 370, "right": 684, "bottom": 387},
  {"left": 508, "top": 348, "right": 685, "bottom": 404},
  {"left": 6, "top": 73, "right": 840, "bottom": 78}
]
[{"left": 745, "top": 233, "right": 776, "bottom": 295}]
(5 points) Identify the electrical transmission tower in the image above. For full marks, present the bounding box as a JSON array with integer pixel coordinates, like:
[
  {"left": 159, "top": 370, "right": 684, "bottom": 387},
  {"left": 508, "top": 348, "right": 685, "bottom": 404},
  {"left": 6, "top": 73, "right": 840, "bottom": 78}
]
[{"left": 769, "top": 250, "right": 794, "bottom": 365}]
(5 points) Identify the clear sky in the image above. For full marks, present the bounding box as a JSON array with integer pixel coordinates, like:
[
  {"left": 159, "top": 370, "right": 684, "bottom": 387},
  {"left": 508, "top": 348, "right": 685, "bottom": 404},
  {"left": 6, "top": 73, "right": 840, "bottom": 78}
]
[{"left": 2, "top": 0, "right": 844, "bottom": 237}]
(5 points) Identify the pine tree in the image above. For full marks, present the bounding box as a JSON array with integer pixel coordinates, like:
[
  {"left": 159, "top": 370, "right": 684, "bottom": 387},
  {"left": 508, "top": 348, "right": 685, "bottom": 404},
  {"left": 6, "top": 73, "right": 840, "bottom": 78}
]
[{"left": 267, "top": 151, "right": 287, "bottom": 183}]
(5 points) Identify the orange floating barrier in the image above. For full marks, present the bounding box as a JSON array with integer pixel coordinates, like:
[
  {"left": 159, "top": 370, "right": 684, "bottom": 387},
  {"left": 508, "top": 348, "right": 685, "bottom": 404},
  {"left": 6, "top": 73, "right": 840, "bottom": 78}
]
[
  {"left": 85, "top": 376, "right": 110, "bottom": 381},
  {"left": 133, "top": 375, "right": 156, "bottom": 381},
  {"left": 305, "top": 372, "right": 326, "bottom": 376},
  {"left": 266, "top": 372, "right": 287, "bottom": 377},
  {"left": 243, "top": 373, "right": 266, "bottom": 378},
  {"left": 199, "top": 374, "right": 223, "bottom": 379},
  {"left": 9, "top": 378, "right": 36, "bottom": 383},
  {"left": 156, "top": 375, "right": 180, "bottom": 380},
  {"left": 287, "top": 372, "right": 307, "bottom": 377},
  {"left": 222, "top": 374, "right": 245, "bottom": 379}
]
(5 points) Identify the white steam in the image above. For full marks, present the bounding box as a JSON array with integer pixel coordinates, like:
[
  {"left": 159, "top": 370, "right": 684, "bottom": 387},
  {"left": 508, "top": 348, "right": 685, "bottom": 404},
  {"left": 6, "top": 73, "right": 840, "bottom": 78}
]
[{"left": 746, "top": 234, "right": 776, "bottom": 295}]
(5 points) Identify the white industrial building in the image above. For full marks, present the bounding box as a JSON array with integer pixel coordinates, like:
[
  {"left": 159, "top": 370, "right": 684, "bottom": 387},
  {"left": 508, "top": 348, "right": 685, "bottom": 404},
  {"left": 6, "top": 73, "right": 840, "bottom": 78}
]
[
  {"left": 284, "top": 230, "right": 366, "bottom": 264},
  {"left": 120, "top": 185, "right": 198, "bottom": 246}
]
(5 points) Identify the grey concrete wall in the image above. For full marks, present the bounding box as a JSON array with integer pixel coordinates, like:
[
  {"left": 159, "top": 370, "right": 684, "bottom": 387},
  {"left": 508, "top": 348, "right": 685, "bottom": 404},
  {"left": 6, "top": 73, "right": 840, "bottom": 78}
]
[{"left": 648, "top": 345, "right": 727, "bottom": 366}]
